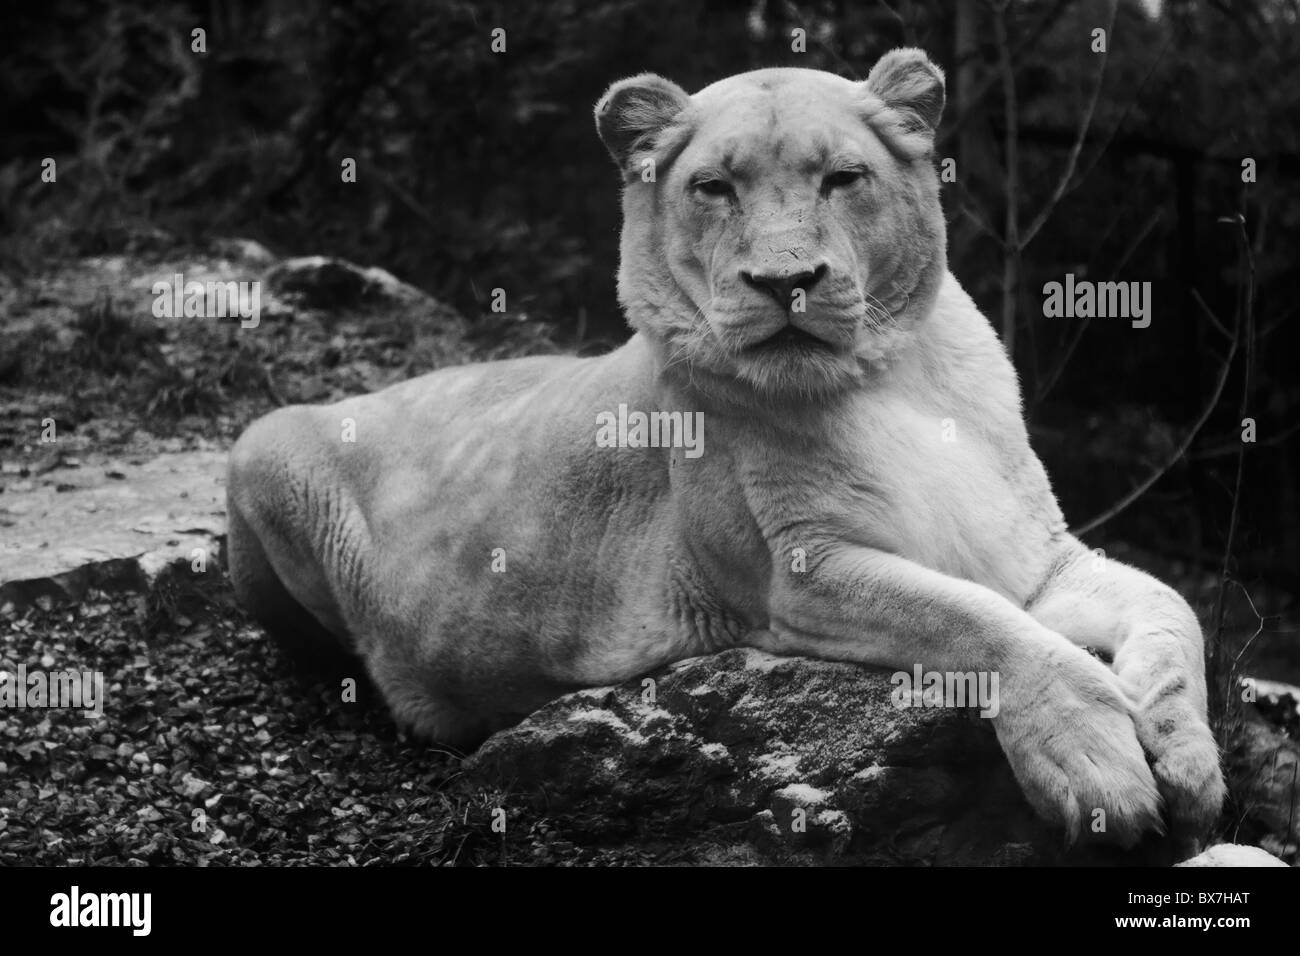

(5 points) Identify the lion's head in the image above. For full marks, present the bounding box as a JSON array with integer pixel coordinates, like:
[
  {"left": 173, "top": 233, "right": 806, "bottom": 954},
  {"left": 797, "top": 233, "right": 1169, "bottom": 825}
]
[{"left": 596, "top": 51, "right": 948, "bottom": 401}]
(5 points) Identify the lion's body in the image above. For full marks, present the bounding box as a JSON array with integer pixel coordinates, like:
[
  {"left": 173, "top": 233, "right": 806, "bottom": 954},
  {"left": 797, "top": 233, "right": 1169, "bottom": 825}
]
[
  {"left": 229, "top": 273, "right": 1055, "bottom": 738},
  {"left": 228, "top": 56, "right": 1225, "bottom": 847}
]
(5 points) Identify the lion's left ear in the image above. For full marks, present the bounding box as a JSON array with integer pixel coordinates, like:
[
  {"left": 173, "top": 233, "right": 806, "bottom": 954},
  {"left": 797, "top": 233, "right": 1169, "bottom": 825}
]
[{"left": 865, "top": 47, "right": 946, "bottom": 138}]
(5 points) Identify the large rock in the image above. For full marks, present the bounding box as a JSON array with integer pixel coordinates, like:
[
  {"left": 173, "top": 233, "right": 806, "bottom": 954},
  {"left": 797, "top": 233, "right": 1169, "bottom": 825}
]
[
  {"left": 0, "top": 450, "right": 226, "bottom": 610},
  {"left": 467, "top": 648, "right": 1187, "bottom": 865},
  {"left": 262, "top": 256, "right": 432, "bottom": 312}
]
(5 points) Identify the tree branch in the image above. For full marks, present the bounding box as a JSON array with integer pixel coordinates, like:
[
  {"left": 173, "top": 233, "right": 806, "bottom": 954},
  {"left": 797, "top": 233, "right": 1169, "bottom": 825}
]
[
  {"left": 1193, "top": 419, "right": 1300, "bottom": 460},
  {"left": 1057, "top": 32, "right": 1174, "bottom": 210},
  {"left": 1033, "top": 206, "right": 1163, "bottom": 404},
  {"left": 992, "top": 0, "right": 1020, "bottom": 355},
  {"left": 1072, "top": 287, "right": 1240, "bottom": 537},
  {"left": 1020, "top": 0, "right": 1119, "bottom": 248},
  {"left": 937, "top": 0, "right": 1078, "bottom": 152},
  {"left": 1210, "top": 210, "right": 1256, "bottom": 737},
  {"left": 951, "top": 180, "right": 1005, "bottom": 247}
]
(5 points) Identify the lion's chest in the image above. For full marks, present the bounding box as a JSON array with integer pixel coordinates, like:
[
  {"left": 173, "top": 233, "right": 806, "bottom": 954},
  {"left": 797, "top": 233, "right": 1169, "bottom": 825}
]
[{"left": 768, "top": 391, "right": 1061, "bottom": 605}]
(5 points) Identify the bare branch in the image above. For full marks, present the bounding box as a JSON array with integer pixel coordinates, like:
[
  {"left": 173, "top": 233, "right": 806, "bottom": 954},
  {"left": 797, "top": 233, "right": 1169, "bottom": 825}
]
[
  {"left": 873, "top": 0, "right": 912, "bottom": 45},
  {"left": 1062, "top": 34, "right": 1174, "bottom": 207},
  {"left": 1072, "top": 289, "right": 1240, "bottom": 537},
  {"left": 1211, "top": 213, "right": 1257, "bottom": 648},
  {"left": 1229, "top": 581, "right": 1268, "bottom": 669},
  {"left": 1034, "top": 207, "right": 1163, "bottom": 404},
  {"left": 1199, "top": 291, "right": 1234, "bottom": 340},
  {"left": 950, "top": 179, "right": 1005, "bottom": 247},
  {"left": 958, "top": 202, "right": 1004, "bottom": 245},
  {"left": 1021, "top": 0, "right": 1119, "bottom": 248},
  {"left": 938, "top": 0, "right": 1079, "bottom": 152},
  {"left": 992, "top": 1, "right": 1020, "bottom": 355},
  {"left": 1259, "top": 301, "right": 1300, "bottom": 339},
  {"left": 1193, "top": 418, "right": 1300, "bottom": 459},
  {"left": 374, "top": 166, "right": 440, "bottom": 228}
]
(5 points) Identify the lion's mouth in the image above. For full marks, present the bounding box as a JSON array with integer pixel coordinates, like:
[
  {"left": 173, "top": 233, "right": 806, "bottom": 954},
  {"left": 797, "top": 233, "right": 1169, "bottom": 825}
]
[{"left": 748, "top": 325, "right": 835, "bottom": 353}]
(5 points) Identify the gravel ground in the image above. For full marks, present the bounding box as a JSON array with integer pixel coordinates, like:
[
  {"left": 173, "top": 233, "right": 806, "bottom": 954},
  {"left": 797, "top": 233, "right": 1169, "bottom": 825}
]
[
  {"left": 0, "top": 567, "right": 473, "bottom": 865},
  {"left": 0, "top": 564, "right": 673, "bottom": 866}
]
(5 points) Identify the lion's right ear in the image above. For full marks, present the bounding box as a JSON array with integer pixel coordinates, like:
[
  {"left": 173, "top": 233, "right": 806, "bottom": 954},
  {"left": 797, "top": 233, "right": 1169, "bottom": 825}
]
[{"left": 595, "top": 74, "right": 692, "bottom": 172}]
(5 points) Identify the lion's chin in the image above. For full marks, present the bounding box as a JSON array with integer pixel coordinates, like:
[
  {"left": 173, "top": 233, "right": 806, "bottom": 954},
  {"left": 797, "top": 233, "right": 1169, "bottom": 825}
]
[
  {"left": 652, "top": 322, "right": 866, "bottom": 405},
  {"left": 732, "top": 343, "right": 862, "bottom": 402},
  {"left": 746, "top": 324, "right": 836, "bottom": 353}
]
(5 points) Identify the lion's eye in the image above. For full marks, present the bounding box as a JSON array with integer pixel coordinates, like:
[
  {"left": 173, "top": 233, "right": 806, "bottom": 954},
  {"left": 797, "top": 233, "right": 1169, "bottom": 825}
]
[
  {"left": 693, "top": 178, "right": 734, "bottom": 198},
  {"left": 822, "top": 169, "right": 864, "bottom": 191}
]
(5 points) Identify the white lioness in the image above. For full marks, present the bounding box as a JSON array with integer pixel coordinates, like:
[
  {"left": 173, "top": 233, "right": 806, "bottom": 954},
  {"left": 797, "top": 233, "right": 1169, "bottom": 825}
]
[{"left": 228, "top": 50, "right": 1225, "bottom": 846}]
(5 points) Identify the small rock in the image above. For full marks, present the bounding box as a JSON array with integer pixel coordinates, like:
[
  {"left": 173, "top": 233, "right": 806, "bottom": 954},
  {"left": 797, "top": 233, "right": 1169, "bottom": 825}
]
[
  {"left": 178, "top": 773, "right": 209, "bottom": 798},
  {"left": 210, "top": 238, "right": 277, "bottom": 267}
]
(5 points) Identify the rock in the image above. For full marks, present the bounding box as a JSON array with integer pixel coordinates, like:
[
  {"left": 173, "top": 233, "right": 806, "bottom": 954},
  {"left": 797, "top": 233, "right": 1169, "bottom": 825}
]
[
  {"left": 0, "top": 450, "right": 226, "bottom": 609},
  {"left": 209, "top": 238, "right": 277, "bottom": 268},
  {"left": 85, "top": 745, "right": 117, "bottom": 767},
  {"left": 178, "top": 773, "right": 209, "bottom": 799},
  {"left": 1175, "top": 843, "right": 1286, "bottom": 867},
  {"left": 466, "top": 648, "right": 1171, "bottom": 865},
  {"left": 263, "top": 256, "right": 431, "bottom": 312},
  {"left": 1246, "top": 676, "right": 1300, "bottom": 738}
]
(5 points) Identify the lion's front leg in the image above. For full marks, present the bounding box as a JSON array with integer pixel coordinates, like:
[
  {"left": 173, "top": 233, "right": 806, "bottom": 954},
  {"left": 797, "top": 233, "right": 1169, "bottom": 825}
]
[
  {"left": 1026, "top": 538, "right": 1226, "bottom": 846},
  {"left": 749, "top": 544, "right": 1163, "bottom": 846}
]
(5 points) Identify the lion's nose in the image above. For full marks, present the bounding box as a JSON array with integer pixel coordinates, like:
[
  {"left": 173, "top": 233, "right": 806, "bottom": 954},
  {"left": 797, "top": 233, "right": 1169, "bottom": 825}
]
[{"left": 740, "top": 264, "right": 828, "bottom": 309}]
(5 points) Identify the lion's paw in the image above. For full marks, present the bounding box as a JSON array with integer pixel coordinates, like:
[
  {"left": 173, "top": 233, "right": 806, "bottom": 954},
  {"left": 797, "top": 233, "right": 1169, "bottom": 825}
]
[
  {"left": 1138, "top": 713, "right": 1225, "bottom": 840},
  {"left": 995, "top": 644, "right": 1163, "bottom": 847}
]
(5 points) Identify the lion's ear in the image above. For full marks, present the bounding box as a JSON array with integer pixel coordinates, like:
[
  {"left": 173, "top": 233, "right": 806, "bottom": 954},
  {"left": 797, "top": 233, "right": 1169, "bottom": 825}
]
[
  {"left": 865, "top": 47, "right": 946, "bottom": 138},
  {"left": 595, "top": 74, "right": 691, "bottom": 171}
]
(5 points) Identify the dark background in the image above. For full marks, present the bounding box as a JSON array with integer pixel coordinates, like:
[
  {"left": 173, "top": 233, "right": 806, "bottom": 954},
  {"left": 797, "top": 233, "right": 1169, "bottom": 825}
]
[{"left": 1, "top": 0, "right": 1297, "bottom": 681}]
